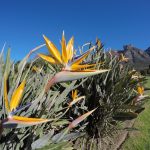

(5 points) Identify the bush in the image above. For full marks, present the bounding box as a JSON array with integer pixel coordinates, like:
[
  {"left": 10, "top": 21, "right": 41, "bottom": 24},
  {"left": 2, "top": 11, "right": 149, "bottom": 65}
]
[{"left": 0, "top": 35, "right": 146, "bottom": 150}]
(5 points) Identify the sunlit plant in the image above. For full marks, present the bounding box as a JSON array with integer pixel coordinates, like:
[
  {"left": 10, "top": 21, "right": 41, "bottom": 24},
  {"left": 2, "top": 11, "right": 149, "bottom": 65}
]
[
  {"left": 38, "top": 32, "right": 109, "bottom": 91},
  {"left": 0, "top": 33, "right": 147, "bottom": 150},
  {"left": 2, "top": 76, "right": 50, "bottom": 130}
]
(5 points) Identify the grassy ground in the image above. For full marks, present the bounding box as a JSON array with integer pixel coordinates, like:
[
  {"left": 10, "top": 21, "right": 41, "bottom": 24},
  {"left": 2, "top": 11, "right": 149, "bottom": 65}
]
[{"left": 122, "top": 76, "right": 150, "bottom": 150}]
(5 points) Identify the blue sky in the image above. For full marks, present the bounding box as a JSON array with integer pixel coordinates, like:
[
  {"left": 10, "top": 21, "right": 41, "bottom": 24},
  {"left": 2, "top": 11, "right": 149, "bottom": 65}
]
[{"left": 0, "top": 0, "right": 150, "bottom": 60}]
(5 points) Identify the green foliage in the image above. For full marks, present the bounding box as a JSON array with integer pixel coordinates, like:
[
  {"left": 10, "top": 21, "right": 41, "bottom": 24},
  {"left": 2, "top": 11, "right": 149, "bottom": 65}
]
[
  {"left": 0, "top": 47, "right": 80, "bottom": 149},
  {"left": 0, "top": 40, "right": 147, "bottom": 150},
  {"left": 122, "top": 76, "right": 150, "bottom": 150},
  {"left": 72, "top": 43, "right": 146, "bottom": 149}
]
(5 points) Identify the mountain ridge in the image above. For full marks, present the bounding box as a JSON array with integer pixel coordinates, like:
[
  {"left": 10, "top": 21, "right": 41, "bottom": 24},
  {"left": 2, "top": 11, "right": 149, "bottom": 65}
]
[{"left": 115, "top": 44, "right": 150, "bottom": 70}]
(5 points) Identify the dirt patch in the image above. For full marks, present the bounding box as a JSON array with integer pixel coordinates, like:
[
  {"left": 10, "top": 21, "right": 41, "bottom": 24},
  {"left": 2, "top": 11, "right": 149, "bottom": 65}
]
[
  {"left": 73, "top": 120, "right": 136, "bottom": 150},
  {"left": 105, "top": 120, "right": 135, "bottom": 150}
]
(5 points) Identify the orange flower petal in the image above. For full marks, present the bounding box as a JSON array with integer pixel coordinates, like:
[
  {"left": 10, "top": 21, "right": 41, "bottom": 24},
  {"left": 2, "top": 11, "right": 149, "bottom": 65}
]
[
  {"left": 10, "top": 80, "right": 26, "bottom": 111},
  {"left": 43, "top": 35, "right": 62, "bottom": 64},
  {"left": 61, "top": 32, "right": 68, "bottom": 63},
  {"left": 71, "top": 46, "right": 95, "bottom": 66},
  {"left": 38, "top": 54, "right": 59, "bottom": 64},
  {"left": 2, "top": 116, "right": 51, "bottom": 128},
  {"left": 66, "top": 36, "right": 74, "bottom": 60}
]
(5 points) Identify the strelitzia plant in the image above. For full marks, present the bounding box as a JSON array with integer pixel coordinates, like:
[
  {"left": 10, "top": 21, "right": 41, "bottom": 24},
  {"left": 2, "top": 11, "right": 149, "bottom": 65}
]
[
  {"left": 119, "top": 53, "right": 129, "bottom": 62},
  {"left": 32, "top": 65, "right": 43, "bottom": 73},
  {"left": 135, "top": 86, "right": 149, "bottom": 102},
  {"left": 38, "top": 32, "right": 109, "bottom": 91},
  {"left": 56, "top": 90, "right": 85, "bottom": 120},
  {"left": 68, "top": 90, "right": 85, "bottom": 108},
  {"left": 1, "top": 76, "right": 50, "bottom": 129},
  {"left": 57, "top": 108, "right": 96, "bottom": 142},
  {"left": 129, "top": 69, "right": 143, "bottom": 80}
]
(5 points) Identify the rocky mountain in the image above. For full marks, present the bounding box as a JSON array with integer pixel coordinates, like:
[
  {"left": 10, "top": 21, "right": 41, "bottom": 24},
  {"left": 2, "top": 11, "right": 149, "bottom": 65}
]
[
  {"left": 117, "top": 44, "right": 150, "bottom": 71},
  {"left": 145, "top": 47, "right": 150, "bottom": 56}
]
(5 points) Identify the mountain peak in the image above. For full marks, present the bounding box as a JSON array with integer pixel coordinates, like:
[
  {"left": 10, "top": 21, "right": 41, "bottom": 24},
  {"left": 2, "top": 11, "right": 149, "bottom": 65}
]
[
  {"left": 145, "top": 47, "right": 150, "bottom": 56},
  {"left": 123, "top": 44, "right": 133, "bottom": 50},
  {"left": 118, "top": 44, "right": 150, "bottom": 70}
]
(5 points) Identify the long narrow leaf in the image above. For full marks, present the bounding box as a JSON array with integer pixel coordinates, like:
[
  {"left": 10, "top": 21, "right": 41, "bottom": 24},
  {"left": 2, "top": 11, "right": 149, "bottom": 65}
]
[{"left": 4, "top": 76, "right": 10, "bottom": 112}]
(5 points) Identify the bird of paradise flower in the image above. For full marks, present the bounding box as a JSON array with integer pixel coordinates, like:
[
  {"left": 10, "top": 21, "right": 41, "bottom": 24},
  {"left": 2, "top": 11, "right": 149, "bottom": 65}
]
[
  {"left": 136, "top": 86, "right": 149, "bottom": 102},
  {"left": 68, "top": 90, "right": 85, "bottom": 108},
  {"left": 2, "top": 76, "right": 51, "bottom": 129},
  {"left": 38, "top": 32, "right": 109, "bottom": 91},
  {"left": 56, "top": 108, "right": 97, "bottom": 142},
  {"left": 55, "top": 90, "right": 85, "bottom": 120},
  {"left": 119, "top": 53, "right": 129, "bottom": 62}
]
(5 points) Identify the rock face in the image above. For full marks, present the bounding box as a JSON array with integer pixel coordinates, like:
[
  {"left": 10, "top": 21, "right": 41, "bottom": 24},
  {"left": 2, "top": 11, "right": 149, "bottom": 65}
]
[
  {"left": 118, "top": 44, "right": 150, "bottom": 70},
  {"left": 145, "top": 47, "right": 150, "bottom": 56}
]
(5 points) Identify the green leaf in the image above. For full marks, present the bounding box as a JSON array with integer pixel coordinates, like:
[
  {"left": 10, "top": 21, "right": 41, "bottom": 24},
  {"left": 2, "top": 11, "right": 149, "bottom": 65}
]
[
  {"left": 113, "top": 112, "right": 138, "bottom": 121},
  {"left": 31, "top": 129, "right": 54, "bottom": 149},
  {"left": 39, "top": 141, "right": 73, "bottom": 150},
  {"left": 4, "top": 48, "right": 11, "bottom": 78}
]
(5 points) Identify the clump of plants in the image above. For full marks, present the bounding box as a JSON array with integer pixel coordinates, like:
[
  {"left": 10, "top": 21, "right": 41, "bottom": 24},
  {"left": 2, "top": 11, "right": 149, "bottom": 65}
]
[
  {"left": 0, "top": 33, "right": 148, "bottom": 150},
  {"left": 72, "top": 42, "right": 147, "bottom": 149}
]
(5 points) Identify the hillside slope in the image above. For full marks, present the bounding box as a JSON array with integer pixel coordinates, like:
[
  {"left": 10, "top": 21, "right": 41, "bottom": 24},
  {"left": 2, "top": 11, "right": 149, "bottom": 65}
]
[{"left": 118, "top": 44, "right": 150, "bottom": 70}]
